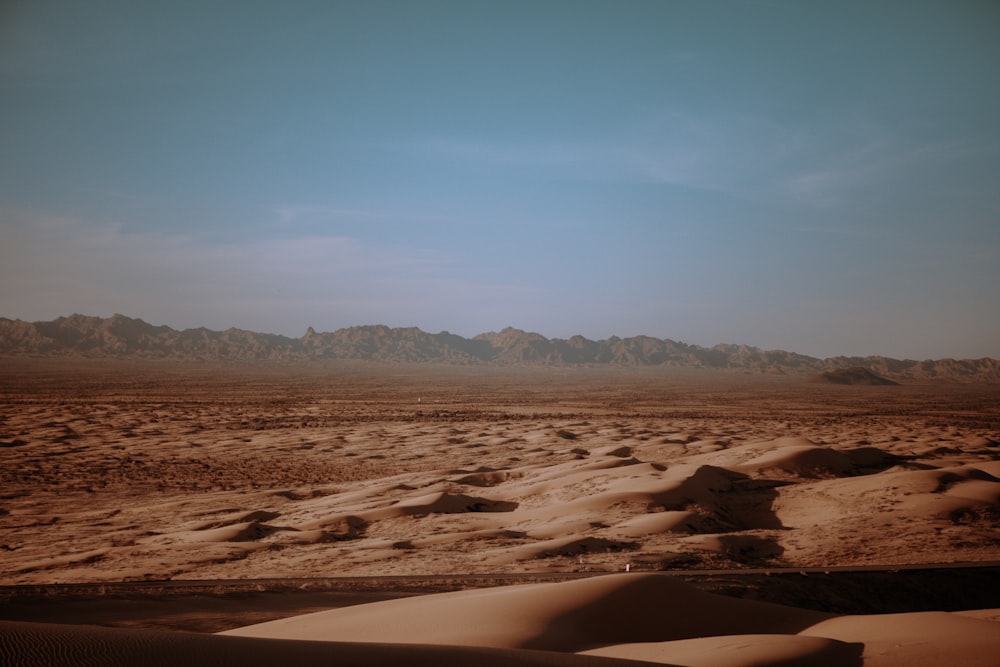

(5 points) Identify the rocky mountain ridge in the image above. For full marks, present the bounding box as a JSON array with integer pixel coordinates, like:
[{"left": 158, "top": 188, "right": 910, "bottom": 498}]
[{"left": 1, "top": 313, "right": 998, "bottom": 382}]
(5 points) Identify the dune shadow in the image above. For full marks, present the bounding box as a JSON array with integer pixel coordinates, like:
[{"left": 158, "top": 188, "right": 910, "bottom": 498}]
[
  {"left": 713, "top": 472, "right": 787, "bottom": 531},
  {"left": 712, "top": 533, "right": 785, "bottom": 562},
  {"left": 520, "top": 574, "right": 833, "bottom": 653}
]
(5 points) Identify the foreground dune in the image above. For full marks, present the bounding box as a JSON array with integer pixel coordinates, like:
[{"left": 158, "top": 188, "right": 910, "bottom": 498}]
[
  {"left": 224, "top": 574, "right": 998, "bottom": 667},
  {"left": 221, "top": 574, "right": 830, "bottom": 649},
  {"left": 0, "top": 620, "right": 647, "bottom": 667},
  {"left": 6, "top": 574, "right": 998, "bottom": 666},
  {"left": 582, "top": 635, "right": 859, "bottom": 667}
]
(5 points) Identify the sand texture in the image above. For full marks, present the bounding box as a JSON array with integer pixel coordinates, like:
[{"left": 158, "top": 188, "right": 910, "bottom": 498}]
[
  {"left": 224, "top": 573, "right": 1000, "bottom": 667},
  {"left": 5, "top": 574, "right": 998, "bottom": 667},
  {"left": 1, "top": 359, "right": 998, "bottom": 665},
  {"left": 0, "top": 618, "right": 648, "bottom": 667}
]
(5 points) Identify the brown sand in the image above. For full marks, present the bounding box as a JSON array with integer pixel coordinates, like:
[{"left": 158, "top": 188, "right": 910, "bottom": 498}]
[
  {"left": 0, "top": 619, "right": 648, "bottom": 667},
  {"left": 6, "top": 574, "right": 998, "bottom": 666},
  {"left": 222, "top": 574, "right": 832, "bottom": 649},
  {"left": 1, "top": 359, "right": 998, "bottom": 665},
  {"left": 221, "top": 574, "right": 999, "bottom": 666}
]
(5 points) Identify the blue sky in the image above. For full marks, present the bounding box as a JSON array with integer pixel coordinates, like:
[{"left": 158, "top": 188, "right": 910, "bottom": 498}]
[{"left": 1, "top": 1, "right": 998, "bottom": 359}]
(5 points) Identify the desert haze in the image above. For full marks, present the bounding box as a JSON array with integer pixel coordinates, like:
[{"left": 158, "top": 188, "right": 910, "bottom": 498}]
[{"left": 1, "top": 321, "right": 998, "bottom": 666}]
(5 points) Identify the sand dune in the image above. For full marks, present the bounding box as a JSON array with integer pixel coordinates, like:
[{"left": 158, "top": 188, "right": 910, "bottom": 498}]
[
  {"left": 0, "top": 620, "right": 648, "bottom": 667},
  {"left": 799, "top": 612, "right": 1000, "bottom": 667},
  {"left": 1, "top": 363, "right": 997, "bottom": 579},
  {"left": 1, "top": 361, "right": 998, "bottom": 664},
  {"left": 2, "top": 418, "right": 997, "bottom": 578},
  {"left": 736, "top": 442, "right": 855, "bottom": 477},
  {"left": 222, "top": 574, "right": 999, "bottom": 667},
  {"left": 583, "top": 634, "right": 861, "bottom": 667},
  {"left": 4, "top": 575, "right": 999, "bottom": 666},
  {"left": 222, "top": 574, "right": 831, "bottom": 649}
]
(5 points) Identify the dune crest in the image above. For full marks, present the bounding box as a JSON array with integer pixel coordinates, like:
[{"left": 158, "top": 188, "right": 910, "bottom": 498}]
[
  {"left": 223, "top": 574, "right": 831, "bottom": 650},
  {"left": 2, "top": 361, "right": 998, "bottom": 665},
  {"left": 224, "top": 574, "right": 1000, "bottom": 666},
  {"left": 0, "top": 620, "right": 647, "bottom": 667},
  {"left": 2, "top": 361, "right": 999, "bottom": 581}
]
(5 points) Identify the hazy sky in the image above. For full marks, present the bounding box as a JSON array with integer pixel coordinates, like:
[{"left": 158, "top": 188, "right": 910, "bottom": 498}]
[{"left": 2, "top": 1, "right": 998, "bottom": 359}]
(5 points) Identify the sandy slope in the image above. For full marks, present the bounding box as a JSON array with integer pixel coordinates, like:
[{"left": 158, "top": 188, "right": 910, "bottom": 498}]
[
  {"left": 2, "top": 361, "right": 998, "bottom": 665},
  {"left": 1, "top": 362, "right": 998, "bottom": 582},
  {"left": 6, "top": 574, "right": 998, "bottom": 666},
  {"left": 0, "top": 619, "right": 648, "bottom": 667},
  {"left": 222, "top": 574, "right": 830, "bottom": 649},
  {"left": 223, "top": 573, "right": 999, "bottom": 667}
]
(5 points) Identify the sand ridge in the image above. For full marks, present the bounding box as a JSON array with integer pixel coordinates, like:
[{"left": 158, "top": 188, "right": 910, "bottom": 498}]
[
  {"left": 0, "top": 619, "right": 651, "bottom": 667},
  {"left": 2, "top": 361, "right": 999, "bottom": 665},
  {"left": 4, "top": 573, "right": 999, "bottom": 666},
  {"left": 222, "top": 573, "right": 999, "bottom": 667},
  {"left": 222, "top": 574, "right": 833, "bottom": 649},
  {"left": 2, "top": 361, "right": 999, "bottom": 582}
]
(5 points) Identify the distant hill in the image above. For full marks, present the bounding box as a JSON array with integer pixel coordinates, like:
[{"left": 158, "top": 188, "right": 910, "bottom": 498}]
[{"left": 1, "top": 314, "right": 998, "bottom": 382}]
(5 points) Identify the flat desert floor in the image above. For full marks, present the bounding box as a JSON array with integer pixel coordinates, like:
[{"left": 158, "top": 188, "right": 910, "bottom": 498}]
[{"left": 1, "top": 359, "right": 999, "bottom": 666}]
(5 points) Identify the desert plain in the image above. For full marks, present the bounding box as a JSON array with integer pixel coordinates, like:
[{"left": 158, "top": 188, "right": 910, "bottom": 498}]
[{"left": 1, "top": 358, "right": 999, "bottom": 666}]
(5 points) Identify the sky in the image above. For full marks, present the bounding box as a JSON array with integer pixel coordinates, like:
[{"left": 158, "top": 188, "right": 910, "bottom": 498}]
[{"left": 1, "top": 1, "right": 998, "bottom": 360}]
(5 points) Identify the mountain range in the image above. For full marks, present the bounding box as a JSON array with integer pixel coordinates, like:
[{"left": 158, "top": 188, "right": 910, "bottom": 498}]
[{"left": 1, "top": 313, "right": 998, "bottom": 382}]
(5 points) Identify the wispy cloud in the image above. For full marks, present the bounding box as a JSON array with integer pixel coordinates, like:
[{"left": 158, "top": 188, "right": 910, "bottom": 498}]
[
  {"left": 275, "top": 206, "right": 387, "bottom": 226},
  {"left": 407, "top": 137, "right": 590, "bottom": 167},
  {"left": 401, "top": 112, "right": 812, "bottom": 198},
  {"left": 614, "top": 108, "right": 1000, "bottom": 211},
  {"left": 275, "top": 205, "right": 457, "bottom": 227},
  {"left": 779, "top": 123, "right": 1000, "bottom": 208},
  {"left": 610, "top": 110, "right": 837, "bottom": 199},
  {"left": 0, "top": 208, "right": 536, "bottom": 336}
]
